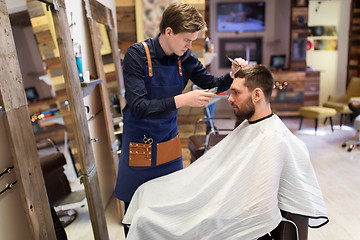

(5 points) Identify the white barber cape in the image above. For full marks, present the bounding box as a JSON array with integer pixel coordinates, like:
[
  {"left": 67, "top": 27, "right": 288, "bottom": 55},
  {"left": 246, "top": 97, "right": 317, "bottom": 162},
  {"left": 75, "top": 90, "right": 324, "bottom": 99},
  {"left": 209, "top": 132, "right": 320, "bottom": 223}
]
[{"left": 123, "top": 114, "right": 328, "bottom": 240}]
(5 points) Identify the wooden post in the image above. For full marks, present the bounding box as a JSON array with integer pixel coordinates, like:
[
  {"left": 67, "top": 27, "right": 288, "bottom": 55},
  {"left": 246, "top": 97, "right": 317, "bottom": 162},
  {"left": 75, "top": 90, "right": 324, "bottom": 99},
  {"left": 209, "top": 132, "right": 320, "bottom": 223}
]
[
  {"left": 85, "top": 0, "right": 119, "bottom": 170},
  {"left": 108, "top": 8, "right": 126, "bottom": 113},
  {"left": 0, "top": 0, "right": 56, "bottom": 239},
  {"left": 43, "top": 0, "right": 109, "bottom": 239},
  {"left": 84, "top": 0, "right": 124, "bottom": 222}
]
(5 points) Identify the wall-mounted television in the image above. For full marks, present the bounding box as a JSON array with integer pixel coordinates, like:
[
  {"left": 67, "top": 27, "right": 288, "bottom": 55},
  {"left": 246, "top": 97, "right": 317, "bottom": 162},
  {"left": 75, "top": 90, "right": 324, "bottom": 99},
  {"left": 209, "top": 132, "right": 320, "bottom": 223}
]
[{"left": 217, "top": 2, "right": 265, "bottom": 33}]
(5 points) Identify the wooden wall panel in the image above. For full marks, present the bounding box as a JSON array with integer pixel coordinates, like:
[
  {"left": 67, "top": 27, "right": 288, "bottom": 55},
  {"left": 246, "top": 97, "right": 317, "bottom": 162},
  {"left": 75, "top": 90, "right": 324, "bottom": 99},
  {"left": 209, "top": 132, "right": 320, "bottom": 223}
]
[
  {"left": 271, "top": 71, "right": 320, "bottom": 116},
  {"left": 116, "top": 7, "right": 136, "bottom": 21},
  {"left": 116, "top": 2, "right": 136, "bottom": 42},
  {"left": 290, "top": 0, "right": 308, "bottom": 72},
  {"left": 116, "top": 0, "right": 135, "bottom": 7},
  {"left": 116, "top": 0, "right": 206, "bottom": 59},
  {"left": 347, "top": 0, "right": 360, "bottom": 84}
]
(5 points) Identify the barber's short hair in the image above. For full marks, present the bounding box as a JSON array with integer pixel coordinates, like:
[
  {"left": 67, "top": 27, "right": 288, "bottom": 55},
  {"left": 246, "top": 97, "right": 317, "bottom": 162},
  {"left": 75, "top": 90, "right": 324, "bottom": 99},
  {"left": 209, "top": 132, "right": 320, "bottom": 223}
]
[
  {"left": 235, "top": 65, "right": 274, "bottom": 102},
  {"left": 159, "top": 3, "right": 207, "bottom": 34}
]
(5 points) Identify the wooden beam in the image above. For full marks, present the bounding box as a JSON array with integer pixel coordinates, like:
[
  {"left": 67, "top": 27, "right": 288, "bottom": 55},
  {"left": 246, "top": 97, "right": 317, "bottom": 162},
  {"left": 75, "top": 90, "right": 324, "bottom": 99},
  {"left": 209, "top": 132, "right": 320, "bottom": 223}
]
[
  {"left": 27, "top": 1, "right": 45, "bottom": 18},
  {"left": 85, "top": 0, "right": 123, "bottom": 222},
  {"left": 86, "top": 0, "right": 120, "bottom": 171},
  {"left": 30, "top": 15, "right": 49, "bottom": 33},
  {"left": 86, "top": 0, "right": 108, "bottom": 26},
  {"left": 108, "top": 7, "right": 126, "bottom": 148},
  {"left": 44, "top": 57, "right": 62, "bottom": 69},
  {"left": 0, "top": 0, "right": 56, "bottom": 239},
  {"left": 48, "top": 2, "right": 109, "bottom": 239}
]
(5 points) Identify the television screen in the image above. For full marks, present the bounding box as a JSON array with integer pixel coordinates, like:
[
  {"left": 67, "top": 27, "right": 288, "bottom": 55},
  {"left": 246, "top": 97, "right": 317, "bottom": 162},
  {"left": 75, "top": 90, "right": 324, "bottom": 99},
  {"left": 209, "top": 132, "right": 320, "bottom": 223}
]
[
  {"left": 217, "top": 2, "right": 265, "bottom": 32},
  {"left": 219, "top": 38, "right": 262, "bottom": 68},
  {"left": 270, "top": 55, "right": 286, "bottom": 70},
  {"left": 25, "top": 87, "right": 39, "bottom": 103}
]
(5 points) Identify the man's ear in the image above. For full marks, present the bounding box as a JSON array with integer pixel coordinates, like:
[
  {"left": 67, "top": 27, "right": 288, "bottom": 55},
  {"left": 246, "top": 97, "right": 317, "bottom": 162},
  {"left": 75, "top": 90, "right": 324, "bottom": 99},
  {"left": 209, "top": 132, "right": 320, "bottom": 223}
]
[
  {"left": 164, "top": 27, "right": 173, "bottom": 36},
  {"left": 252, "top": 88, "right": 263, "bottom": 103}
]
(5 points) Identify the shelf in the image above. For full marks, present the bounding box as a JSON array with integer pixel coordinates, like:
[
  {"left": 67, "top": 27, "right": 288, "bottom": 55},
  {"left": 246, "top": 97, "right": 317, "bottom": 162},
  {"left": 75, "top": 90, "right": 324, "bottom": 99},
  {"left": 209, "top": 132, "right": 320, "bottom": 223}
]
[
  {"left": 81, "top": 79, "right": 102, "bottom": 98},
  {"left": 40, "top": 115, "right": 64, "bottom": 125}
]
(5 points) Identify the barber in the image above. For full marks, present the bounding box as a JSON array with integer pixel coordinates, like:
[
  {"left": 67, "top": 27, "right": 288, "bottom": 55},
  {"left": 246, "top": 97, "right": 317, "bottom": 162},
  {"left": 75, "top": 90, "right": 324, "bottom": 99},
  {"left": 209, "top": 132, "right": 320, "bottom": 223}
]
[{"left": 114, "top": 3, "right": 247, "bottom": 234}]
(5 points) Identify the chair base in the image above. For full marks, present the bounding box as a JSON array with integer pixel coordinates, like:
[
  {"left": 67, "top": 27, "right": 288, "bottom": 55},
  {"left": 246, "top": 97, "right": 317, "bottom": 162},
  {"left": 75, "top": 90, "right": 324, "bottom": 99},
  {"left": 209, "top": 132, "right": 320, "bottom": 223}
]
[
  {"left": 57, "top": 209, "right": 78, "bottom": 228},
  {"left": 342, "top": 142, "right": 360, "bottom": 152},
  {"left": 258, "top": 210, "right": 308, "bottom": 240},
  {"left": 342, "top": 130, "right": 360, "bottom": 152},
  {"left": 54, "top": 190, "right": 87, "bottom": 227}
]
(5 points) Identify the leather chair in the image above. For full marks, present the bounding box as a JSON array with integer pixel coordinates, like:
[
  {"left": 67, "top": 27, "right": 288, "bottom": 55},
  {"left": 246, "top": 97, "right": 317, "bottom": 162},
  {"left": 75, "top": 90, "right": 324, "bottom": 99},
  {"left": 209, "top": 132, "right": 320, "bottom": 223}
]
[
  {"left": 188, "top": 118, "right": 233, "bottom": 163},
  {"left": 38, "top": 139, "right": 86, "bottom": 227},
  {"left": 323, "top": 77, "right": 360, "bottom": 127},
  {"left": 258, "top": 210, "right": 309, "bottom": 240}
]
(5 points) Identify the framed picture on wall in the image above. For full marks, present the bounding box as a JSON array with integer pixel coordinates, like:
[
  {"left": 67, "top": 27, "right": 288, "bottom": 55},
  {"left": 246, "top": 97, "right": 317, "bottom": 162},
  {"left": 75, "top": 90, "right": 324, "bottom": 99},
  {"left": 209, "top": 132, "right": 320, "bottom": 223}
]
[
  {"left": 219, "top": 38, "right": 262, "bottom": 68},
  {"left": 135, "top": 0, "right": 178, "bottom": 41},
  {"left": 314, "top": 39, "right": 338, "bottom": 51},
  {"left": 308, "top": 26, "right": 337, "bottom": 37}
]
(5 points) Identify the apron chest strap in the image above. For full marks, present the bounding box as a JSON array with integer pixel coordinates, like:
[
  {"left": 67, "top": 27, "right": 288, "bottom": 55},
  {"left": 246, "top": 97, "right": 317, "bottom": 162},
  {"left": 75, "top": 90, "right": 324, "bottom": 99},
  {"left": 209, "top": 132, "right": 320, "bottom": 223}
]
[{"left": 142, "top": 42, "right": 182, "bottom": 77}]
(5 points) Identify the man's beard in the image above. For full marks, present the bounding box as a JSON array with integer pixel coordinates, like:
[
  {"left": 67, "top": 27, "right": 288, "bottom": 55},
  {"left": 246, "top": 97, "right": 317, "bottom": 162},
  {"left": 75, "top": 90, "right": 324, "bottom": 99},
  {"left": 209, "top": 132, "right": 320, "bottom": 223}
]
[{"left": 233, "top": 96, "right": 255, "bottom": 125}]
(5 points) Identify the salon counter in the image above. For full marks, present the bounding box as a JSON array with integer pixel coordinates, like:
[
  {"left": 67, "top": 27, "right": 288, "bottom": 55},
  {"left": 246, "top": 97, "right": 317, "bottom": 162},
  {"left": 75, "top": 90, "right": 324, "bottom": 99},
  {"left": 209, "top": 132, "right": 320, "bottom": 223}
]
[{"left": 270, "top": 70, "right": 320, "bottom": 117}]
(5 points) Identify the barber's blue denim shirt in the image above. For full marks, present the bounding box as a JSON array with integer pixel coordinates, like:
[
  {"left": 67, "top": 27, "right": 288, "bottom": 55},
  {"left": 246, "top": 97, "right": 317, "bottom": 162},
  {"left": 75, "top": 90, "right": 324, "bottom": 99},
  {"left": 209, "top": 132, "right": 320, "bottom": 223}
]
[{"left": 123, "top": 35, "right": 233, "bottom": 119}]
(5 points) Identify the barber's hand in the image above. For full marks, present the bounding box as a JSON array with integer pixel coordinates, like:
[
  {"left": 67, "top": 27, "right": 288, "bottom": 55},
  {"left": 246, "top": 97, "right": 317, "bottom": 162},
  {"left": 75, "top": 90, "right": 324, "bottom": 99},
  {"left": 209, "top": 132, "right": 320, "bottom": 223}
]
[
  {"left": 175, "top": 90, "right": 215, "bottom": 108},
  {"left": 230, "top": 57, "right": 248, "bottom": 78}
]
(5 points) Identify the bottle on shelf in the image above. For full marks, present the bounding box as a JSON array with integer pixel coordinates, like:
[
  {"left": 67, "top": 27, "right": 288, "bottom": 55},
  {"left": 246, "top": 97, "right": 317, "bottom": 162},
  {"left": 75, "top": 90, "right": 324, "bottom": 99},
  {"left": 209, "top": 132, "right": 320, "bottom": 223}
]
[{"left": 73, "top": 41, "right": 83, "bottom": 82}]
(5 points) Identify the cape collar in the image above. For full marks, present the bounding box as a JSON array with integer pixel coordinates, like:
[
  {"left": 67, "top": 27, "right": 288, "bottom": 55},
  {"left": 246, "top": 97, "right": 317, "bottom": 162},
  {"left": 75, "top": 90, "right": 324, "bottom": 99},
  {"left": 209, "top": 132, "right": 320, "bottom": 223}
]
[{"left": 248, "top": 113, "right": 274, "bottom": 125}]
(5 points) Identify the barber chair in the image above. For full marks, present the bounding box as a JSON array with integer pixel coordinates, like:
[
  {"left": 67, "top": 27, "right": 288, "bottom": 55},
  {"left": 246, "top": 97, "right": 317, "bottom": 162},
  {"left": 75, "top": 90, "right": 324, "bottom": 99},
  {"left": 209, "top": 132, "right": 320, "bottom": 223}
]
[
  {"left": 188, "top": 118, "right": 234, "bottom": 163},
  {"left": 38, "top": 138, "right": 86, "bottom": 227},
  {"left": 258, "top": 210, "right": 309, "bottom": 240},
  {"left": 342, "top": 115, "right": 360, "bottom": 152},
  {"left": 323, "top": 77, "right": 360, "bottom": 128}
]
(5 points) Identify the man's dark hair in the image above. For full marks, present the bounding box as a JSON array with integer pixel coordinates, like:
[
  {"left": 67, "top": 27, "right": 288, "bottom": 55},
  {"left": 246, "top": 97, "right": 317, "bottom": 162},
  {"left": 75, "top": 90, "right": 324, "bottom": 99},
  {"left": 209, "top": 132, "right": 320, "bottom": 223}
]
[
  {"left": 235, "top": 65, "right": 274, "bottom": 102},
  {"left": 159, "top": 3, "right": 207, "bottom": 34}
]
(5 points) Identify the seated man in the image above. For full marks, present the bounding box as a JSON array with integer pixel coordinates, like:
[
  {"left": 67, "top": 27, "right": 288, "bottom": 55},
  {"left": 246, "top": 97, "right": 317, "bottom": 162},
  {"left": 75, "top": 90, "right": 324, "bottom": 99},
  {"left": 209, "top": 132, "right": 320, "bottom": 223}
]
[{"left": 123, "top": 65, "right": 329, "bottom": 239}]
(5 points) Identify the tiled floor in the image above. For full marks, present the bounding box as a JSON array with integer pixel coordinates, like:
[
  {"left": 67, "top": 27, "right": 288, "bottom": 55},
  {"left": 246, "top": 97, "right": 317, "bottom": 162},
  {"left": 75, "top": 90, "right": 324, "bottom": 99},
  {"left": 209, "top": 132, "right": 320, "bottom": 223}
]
[{"left": 63, "top": 110, "right": 360, "bottom": 239}]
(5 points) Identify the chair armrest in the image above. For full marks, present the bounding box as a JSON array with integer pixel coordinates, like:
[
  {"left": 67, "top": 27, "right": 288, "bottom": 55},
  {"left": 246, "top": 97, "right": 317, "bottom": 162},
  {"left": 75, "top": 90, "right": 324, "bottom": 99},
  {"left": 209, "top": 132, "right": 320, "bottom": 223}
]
[
  {"left": 204, "top": 131, "right": 230, "bottom": 151},
  {"left": 36, "top": 138, "right": 60, "bottom": 152},
  {"left": 194, "top": 117, "right": 233, "bottom": 135}
]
